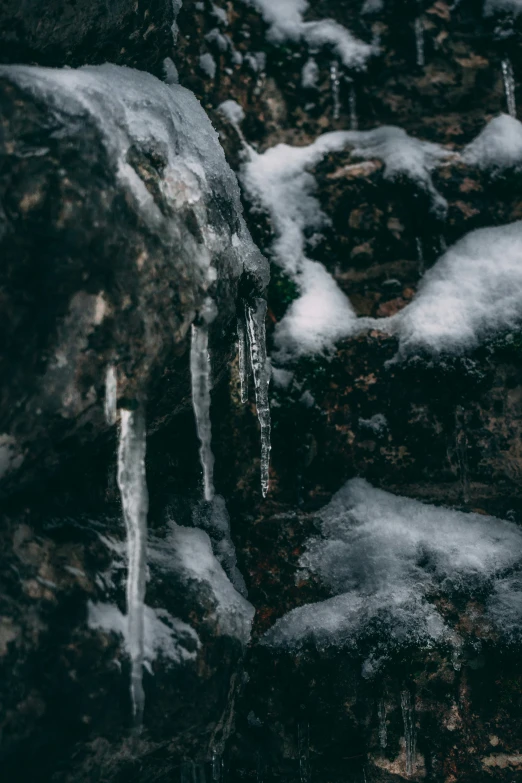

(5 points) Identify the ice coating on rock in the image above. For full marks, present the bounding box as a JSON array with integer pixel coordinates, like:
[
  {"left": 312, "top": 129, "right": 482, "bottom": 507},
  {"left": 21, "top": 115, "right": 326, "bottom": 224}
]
[
  {"left": 263, "top": 479, "right": 522, "bottom": 653},
  {"left": 191, "top": 301, "right": 217, "bottom": 502},
  {"left": 0, "top": 64, "right": 269, "bottom": 294},
  {"left": 242, "top": 0, "right": 374, "bottom": 69},
  {"left": 148, "top": 521, "right": 255, "bottom": 645},
  {"left": 463, "top": 114, "right": 522, "bottom": 172},
  {"left": 117, "top": 408, "right": 149, "bottom": 725},
  {"left": 245, "top": 298, "right": 271, "bottom": 496},
  {"left": 391, "top": 221, "right": 522, "bottom": 358},
  {"left": 88, "top": 601, "right": 200, "bottom": 666}
]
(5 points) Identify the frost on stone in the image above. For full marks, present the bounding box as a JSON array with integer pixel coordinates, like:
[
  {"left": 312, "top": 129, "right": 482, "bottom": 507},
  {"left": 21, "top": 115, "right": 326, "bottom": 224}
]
[
  {"left": 263, "top": 479, "right": 522, "bottom": 656},
  {"left": 148, "top": 521, "right": 255, "bottom": 645},
  {"left": 463, "top": 114, "right": 522, "bottom": 173},
  {"left": 242, "top": 0, "right": 374, "bottom": 69},
  {"left": 391, "top": 221, "right": 522, "bottom": 359},
  {"left": 0, "top": 64, "right": 268, "bottom": 295},
  {"left": 88, "top": 601, "right": 200, "bottom": 668}
]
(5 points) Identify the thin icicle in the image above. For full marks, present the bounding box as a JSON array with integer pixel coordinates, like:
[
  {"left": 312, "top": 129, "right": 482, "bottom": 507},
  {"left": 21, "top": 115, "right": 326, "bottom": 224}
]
[
  {"left": 414, "top": 17, "right": 425, "bottom": 67},
  {"left": 330, "top": 60, "right": 341, "bottom": 121},
  {"left": 378, "top": 698, "right": 387, "bottom": 749},
  {"left": 415, "top": 236, "right": 424, "bottom": 276},
  {"left": 191, "top": 319, "right": 215, "bottom": 503},
  {"left": 297, "top": 721, "right": 311, "bottom": 783},
  {"left": 237, "top": 315, "right": 249, "bottom": 403},
  {"left": 245, "top": 298, "right": 271, "bottom": 497},
  {"left": 212, "top": 750, "right": 222, "bottom": 783},
  {"left": 104, "top": 365, "right": 118, "bottom": 425},
  {"left": 117, "top": 407, "right": 149, "bottom": 727},
  {"left": 400, "top": 689, "right": 416, "bottom": 777},
  {"left": 349, "top": 83, "right": 358, "bottom": 130},
  {"left": 502, "top": 58, "right": 516, "bottom": 118}
]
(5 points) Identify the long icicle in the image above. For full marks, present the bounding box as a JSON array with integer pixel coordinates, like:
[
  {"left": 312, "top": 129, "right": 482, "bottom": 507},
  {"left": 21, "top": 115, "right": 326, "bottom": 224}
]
[
  {"left": 245, "top": 298, "right": 271, "bottom": 497},
  {"left": 191, "top": 301, "right": 216, "bottom": 502},
  {"left": 117, "top": 407, "right": 149, "bottom": 727},
  {"left": 104, "top": 364, "right": 118, "bottom": 425},
  {"left": 502, "top": 58, "right": 516, "bottom": 118},
  {"left": 237, "top": 315, "right": 249, "bottom": 404}
]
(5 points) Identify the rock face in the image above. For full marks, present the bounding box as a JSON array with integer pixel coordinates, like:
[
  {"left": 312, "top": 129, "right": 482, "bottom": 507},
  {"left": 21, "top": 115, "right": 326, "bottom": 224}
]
[{"left": 0, "top": 0, "right": 178, "bottom": 74}]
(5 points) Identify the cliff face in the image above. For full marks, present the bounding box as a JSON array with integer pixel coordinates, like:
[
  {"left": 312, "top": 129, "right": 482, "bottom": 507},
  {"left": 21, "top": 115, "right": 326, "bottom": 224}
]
[{"left": 1, "top": 1, "right": 522, "bottom": 782}]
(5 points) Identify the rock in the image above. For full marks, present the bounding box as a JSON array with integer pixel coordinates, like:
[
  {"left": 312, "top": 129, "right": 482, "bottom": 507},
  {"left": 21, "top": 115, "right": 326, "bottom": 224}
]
[{"left": 0, "top": 0, "right": 178, "bottom": 75}]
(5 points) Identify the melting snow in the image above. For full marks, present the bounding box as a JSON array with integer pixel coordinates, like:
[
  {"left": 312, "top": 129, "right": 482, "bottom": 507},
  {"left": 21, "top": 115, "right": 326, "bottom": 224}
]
[{"left": 264, "top": 479, "right": 522, "bottom": 654}]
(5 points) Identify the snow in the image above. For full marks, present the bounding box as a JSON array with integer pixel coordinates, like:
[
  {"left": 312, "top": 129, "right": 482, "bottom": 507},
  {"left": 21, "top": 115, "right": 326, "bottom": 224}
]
[
  {"left": 390, "top": 221, "right": 522, "bottom": 358},
  {"left": 0, "top": 63, "right": 269, "bottom": 295},
  {"left": 359, "top": 413, "right": 388, "bottom": 434},
  {"left": 242, "top": 0, "right": 374, "bottom": 69},
  {"left": 263, "top": 479, "right": 522, "bottom": 655},
  {"left": 301, "top": 58, "right": 319, "bottom": 89},
  {"left": 88, "top": 601, "right": 200, "bottom": 667},
  {"left": 484, "top": 0, "right": 522, "bottom": 15},
  {"left": 218, "top": 99, "right": 246, "bottom": 125},
  {"left": 149, "top": 521, "right": 255, "bottom": 645},
  {"left": 463, "top": 114, "right": 522, "bottom": 172},
  {"left": 199, "top": 52, "right": 217, "bottom": 79}
]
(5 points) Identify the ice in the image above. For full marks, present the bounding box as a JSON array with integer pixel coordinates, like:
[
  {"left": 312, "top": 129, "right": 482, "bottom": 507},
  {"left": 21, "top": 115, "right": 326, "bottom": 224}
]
[
  {"left": 163, "top": 56, "right": 179, "bottom": 84},
  {"left": 88, "top": 601, "right": 200, "bottom": 666},
  {"left": 414, "top": 18, "right": 425, "bottom": 68},
  {"left": 378, "top": 699, "right": 387, "bottom": 748},
  {"left": 416, "top": 236, "right": 424, "bottom": 276},
  {"left": 242, "top": 0, "right": 374, "bottom": 69},
  {"left": 330, "top": 61, "right": 341, "bottom": 120},
  {"left": 463, "top": 114, "right": 522, "bottom": 172},
  {"left": 245, "top": 299, "right": 272, "bottom": 495},
  {"left": 191, "top": 299, "right": 217, "bottom": 503},
  {"left": 199, "top": 52, "right": 217, "bottom": 79},
  {"left": 263, "top": 479, "right": 522, "bottom": 654},
  {"left": 237, "top": 315, "right": 250, "bottom": 404},
  {"left": 401, "top": 690, "right": 417, "bottom": 776},
  {"left": 117, "top": 408, "right": 149, "bottom": 725},
  {"left": 104, "top": 365, "right": 118, "bottom": 426},
  {"left": 349, "top": 83, "right": 358, "bottom": 130},
  {"left": 390, "top": 221, "right": 522, "bottom": 358},
  {"left": 148, "top": 520, "right": 255, "bottom": 645},
  {"left": 0, "top": 63, "right": 269, "bottom": 295},
  {"left": 297, "top": 721, "right": 311, "bottom": 783},
  {"left": 502, "top": 58, "right": 517, "bottom": 118},
  {"left": 302, "top": 58, "right": 319, "bottom": 89}
]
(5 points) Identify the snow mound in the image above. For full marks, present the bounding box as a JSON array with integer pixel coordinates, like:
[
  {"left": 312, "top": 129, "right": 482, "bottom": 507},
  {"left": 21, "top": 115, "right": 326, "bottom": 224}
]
[
  {"left": 264, "top": 479, "right": 522, "bottom": 653},
  {"left": 463, "top": 114, "right": 522, "bottom": 173},
  {"left": 391, "top": 221, "right": 522, "bottom": 358},
  {"left": 242, "top": 0, "right": 374, "bottom": 69}
]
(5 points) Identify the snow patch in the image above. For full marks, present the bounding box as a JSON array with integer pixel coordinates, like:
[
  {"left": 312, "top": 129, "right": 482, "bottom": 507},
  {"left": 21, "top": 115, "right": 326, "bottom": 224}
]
[{"left": 463, "top": 114, "right": 522, "bottom": 172}]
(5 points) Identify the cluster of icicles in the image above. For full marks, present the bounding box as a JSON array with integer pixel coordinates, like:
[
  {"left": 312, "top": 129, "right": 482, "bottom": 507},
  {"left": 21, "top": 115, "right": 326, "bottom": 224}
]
[{"left": 104, "top": 296, "right": 270, "bottom": 727}]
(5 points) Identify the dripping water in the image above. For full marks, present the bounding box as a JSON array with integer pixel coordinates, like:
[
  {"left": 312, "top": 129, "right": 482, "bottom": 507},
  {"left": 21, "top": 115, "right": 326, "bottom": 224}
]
[
  {"left": 378, "top": 698, "right": 387, "bottom": 749},
  {"left": 245, "top": 298, "right": 271, "bottom": 497},
  {"left": 117, "top": 407, "right": 149, "bottom": 727},
  {"left": 415, "top": 236, "right": 424, "bottom": 276},
  {"left": 349, "top": 83, "right": 358, "bottom": 130},
  {"left": 297, "top": 721, "right": 311, "bottom": 783},
  {"left": 191, "top": 299, "right": 217, "bottom": 502},
  {"left": 237, "top": 315, "right": 249, "bottom": 403},
  {"left": 330, "top": 61, "right": 341, "bottom": 120},
  {"left": 104, "top": 365, "right": 118, "bottom": 425},
  {"left": 414, "top": 17, "right": 425, "bottom": 67},
  {"left": 400, "top": 690, "right": 416, "bottom": 777},
  {"left": 502, "top": 58, "right": 516, "bottom": 118}
]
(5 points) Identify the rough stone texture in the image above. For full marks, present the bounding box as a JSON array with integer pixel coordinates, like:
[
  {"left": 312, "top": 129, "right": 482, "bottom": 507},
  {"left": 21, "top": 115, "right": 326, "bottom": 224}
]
[{"left": 0, "top": 0, "right": 177, "bottom": 75}]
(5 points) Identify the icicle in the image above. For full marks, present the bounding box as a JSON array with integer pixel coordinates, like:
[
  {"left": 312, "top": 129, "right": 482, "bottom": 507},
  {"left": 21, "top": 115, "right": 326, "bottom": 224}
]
[
  {"left": 212, "top": 750, "right": 222, "bottom": 783},
  {"left": 297, "top": 721, "right": 311, "bottom": 783},
  {"left": 237, "top": 315, "right": 249, "bottom": 404},
  {"left": 400, "top": 690, "right": 416, "bottom": 777},
  {"left": 191, "top": 299, "right": 217, "bottom": 503},
  {"left": 245, "top": 298, "right": 271, "bottom": 497},
  {"left": 378, "top": 698, "right": 387, "bottom": 749},
  {"left": 502, "top": 58, "right": 516, "bottom": 118},
  {"left": 117, "top": 407, "right": 149, "bottom": 727},
  {"left": 330, "top": 61, "right": 341, "bottom": 121},
  {"left": 415, "top": 236, "right": 424, "bottom": 276},
  {"left": 349, "top": 83, "right": 358, "bottom": 130},
  {"left": 104, "top": 365, "right": 118, "bottom": 425},
  {"left": 414, "top": 18, "right": 425, "bottom": 67}
]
